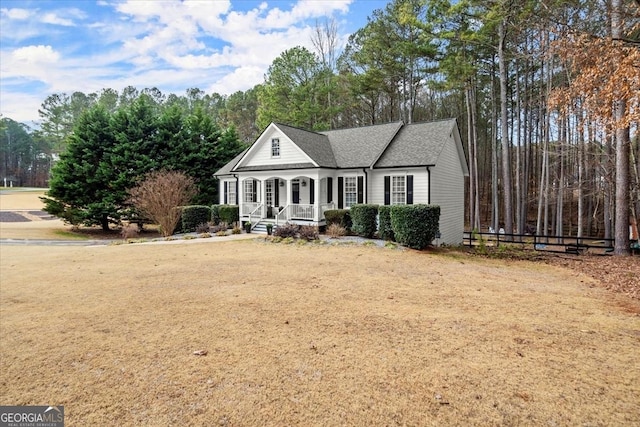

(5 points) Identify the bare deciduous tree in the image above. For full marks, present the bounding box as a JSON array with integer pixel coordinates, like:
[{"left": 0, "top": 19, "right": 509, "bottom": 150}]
[{"left": 128, "top": 170, "right": 198, "bottom": 237}]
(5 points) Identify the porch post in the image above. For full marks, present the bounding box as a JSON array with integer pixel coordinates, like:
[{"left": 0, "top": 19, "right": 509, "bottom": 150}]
[
  {"left": 314, "top": 176, "right": 320, "bottom": 221},
  {"left": 285, "top": 179, "right": 291, "bottom": 221},
  {"left": 261, "top": 179, "right": 266, "bottom": 218}
]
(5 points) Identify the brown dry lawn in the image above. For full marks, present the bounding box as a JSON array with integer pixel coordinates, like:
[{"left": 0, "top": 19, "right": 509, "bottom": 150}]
[{"left": 1, "top": 190, "right": 639, "bottom": 426}]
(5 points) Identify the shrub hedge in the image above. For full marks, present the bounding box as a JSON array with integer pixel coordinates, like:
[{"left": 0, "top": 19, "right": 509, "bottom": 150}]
[
  {"left": 218, "top": 205, "right": 239, "bottom": 225},
  {"left": 377, "top": 205, "right": 395, "bottom": 241},
  {"left": 350, "top": 204, "right": 379, "bottom": 238},
  {"left": 211, "top": 204, "right": 221, "bottom": 225},
  {"left": 390, "top": 204, "right": 440, "bottom": 249},
  {"left": 181, "top": 205, "right": 211, "bottom": 232}
]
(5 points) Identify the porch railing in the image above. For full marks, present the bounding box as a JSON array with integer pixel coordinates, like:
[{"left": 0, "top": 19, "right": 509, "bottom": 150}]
[
  {"left": 248, "top": 203, "right": 263, "bottom": 230},
  {"left": 275, "top": 205, "right": 288, "bottom": 226},
  {"left": 242, "top": 202, "right": 259, "bottom": 216},
  {"left": 275, "top": 204, "right": 315, "bottom": 225},
  {"left": 274, "top": 203, "right": 335, "bottom": 226},
  {"left": 290, "top": 204, "right": 316, "bottom": 220}
]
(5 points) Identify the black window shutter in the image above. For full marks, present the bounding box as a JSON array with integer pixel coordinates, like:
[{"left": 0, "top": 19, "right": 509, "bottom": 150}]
[
  {"left": 338, "top": 177, "right": 344, "bottom": 209},
  {"left": 407, "top": 175, "right": 414, "bottom": 205},
  {"left": 310, "top": 179, "right": 315, "bottom": 205},
  {"left": 384, "top": 176, "right": 390, "bottom": 205},
  {"left": 274, "top": 179, "right": 279, "bottom": 206},
  {"left": 357, "top": 176, "right": 364, "bottom": 204},
  {"left": 252, "top": 179, "right": 257, "bottom": 202},
  {"left": 327, "top": 177, "right": 333, "bottom": 203},
  {"left": 235, "top": 180, "right": 238, "bottom": 205},
  {"left": 224, "top": 181, "right": 228, "bottom": 204}
]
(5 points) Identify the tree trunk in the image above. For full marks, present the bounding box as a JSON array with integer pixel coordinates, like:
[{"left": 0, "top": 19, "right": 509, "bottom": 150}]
[
  {"left": 465, "top": 82, "right": 480, "bottom": 231},
  {"left": 101, "top": 214, "right": 109, "bottom": 232},
  {"left": 491, "top": 65, "right": 500, "bottom": 232},
  {"left": 612, "top": 0, "right": 630, "bottom": 255},
  {"left": 498, "top": 21, "right": 513, "bottom": 235}
]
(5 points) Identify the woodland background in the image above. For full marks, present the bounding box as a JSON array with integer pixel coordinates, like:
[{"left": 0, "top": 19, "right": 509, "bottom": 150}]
[{"left": 1, "top": 0, "right": 638, "bottom": 253}]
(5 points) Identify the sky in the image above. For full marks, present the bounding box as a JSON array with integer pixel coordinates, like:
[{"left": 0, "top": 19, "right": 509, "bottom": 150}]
[{"left": 0, "top": 0, "right": 389, "bottom": 126}]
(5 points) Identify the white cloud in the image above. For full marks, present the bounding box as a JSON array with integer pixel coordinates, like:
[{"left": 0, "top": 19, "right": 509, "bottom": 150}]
[
  {"left": 208, "top": 65, "right": 264, "bottom": 94},
  {"left": 0, "top": 91, "right": 45, "bottom": 126},
  {"left": 41, "top": 12, "right": 75, "bottom": 26},
  {"left": 40, "top": 8, "right": 88, "bottom": 27},
  {"left": 1, "top": 0, "right": 364, "bottom": 123},
  {"left": 11, "top": 45, "right": 60, "bottom": 64},
  {"left": 1, "top": 7, "right": 33, "bottom": 20}
]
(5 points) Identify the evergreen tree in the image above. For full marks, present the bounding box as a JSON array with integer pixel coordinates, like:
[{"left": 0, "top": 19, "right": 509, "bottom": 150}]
[{"left": 42, "top": 105, "right": 118, "bottom": 230}]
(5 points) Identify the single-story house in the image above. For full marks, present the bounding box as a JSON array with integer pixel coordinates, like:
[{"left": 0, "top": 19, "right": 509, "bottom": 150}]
[{"left": 214, "top": 119, "right": 469, "bottom": 245}]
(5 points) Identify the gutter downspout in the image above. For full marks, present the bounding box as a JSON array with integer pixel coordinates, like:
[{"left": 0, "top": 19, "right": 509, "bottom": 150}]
[
  {"left": 232, "top": 174, "right": 239, "bottom": 206},
  {"left": 426, "top": 166, "right": 431, "bottom": 204}
]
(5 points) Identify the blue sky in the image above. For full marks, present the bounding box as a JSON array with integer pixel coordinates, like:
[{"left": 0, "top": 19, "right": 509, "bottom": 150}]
[{"left": 0, "top": 0, "right": 389, "bottom": 126}]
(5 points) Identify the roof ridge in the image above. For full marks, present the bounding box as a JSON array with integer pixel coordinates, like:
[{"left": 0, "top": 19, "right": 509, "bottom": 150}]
[
  {"left": 273, "top": 122, "right": 324, "bottom": 135},
  {"left": 405, "top": 118, "right": 456, "bottom": 125},
  {"left": 321, "top": 120, "right": 404, "bottom": 134}
]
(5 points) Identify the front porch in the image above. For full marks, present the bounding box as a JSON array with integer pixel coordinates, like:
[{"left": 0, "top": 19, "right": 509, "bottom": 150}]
[{"left": 239, "top": 176, "right": 335, "bottom": 228}]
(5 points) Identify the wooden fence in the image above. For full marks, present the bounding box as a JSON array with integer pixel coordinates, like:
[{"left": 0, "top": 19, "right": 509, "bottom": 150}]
[{"left": 463, "top": 231, "right": 616, "bottom": 255}]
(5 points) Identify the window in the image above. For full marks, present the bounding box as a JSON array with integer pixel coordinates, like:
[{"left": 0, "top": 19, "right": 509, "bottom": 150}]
[
  {"left": 392, "top": 176, "right": 406, "bottom": 205},
  {"left": 243, "top": 179, "right": 255, "bottom": 203},
  {"left": 344, "top": 177, "right": 357, "bottom": 207},
  {"left": 265, "top": 180, "right": 273, "bottom": 206},
  {"left": 227, "top": 181, "right": 236, "bottom": 205},
  {"left": 271, "top": 138, "right": 280, "bottom": 157}
]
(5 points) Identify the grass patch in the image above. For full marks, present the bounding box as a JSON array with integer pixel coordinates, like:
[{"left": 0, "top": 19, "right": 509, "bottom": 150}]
[{"left": 52, "top": 229, "right": 91, "bottom": 240}]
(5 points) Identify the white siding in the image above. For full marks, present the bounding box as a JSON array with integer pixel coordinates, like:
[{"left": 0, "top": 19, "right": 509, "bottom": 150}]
[
  {"left": 239, "top": 129, "right": 312, "bottom": 168},
  {"left": 430, "top": 134, "right": 465, "bottom": 245},
  {"left": 368, "top": 168, "right": 429, "bottom": 205}
]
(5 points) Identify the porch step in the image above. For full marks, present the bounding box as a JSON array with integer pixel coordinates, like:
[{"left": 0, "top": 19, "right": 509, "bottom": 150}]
[{"left": 251, "top": 221, "right": 277, "bottom": 235}]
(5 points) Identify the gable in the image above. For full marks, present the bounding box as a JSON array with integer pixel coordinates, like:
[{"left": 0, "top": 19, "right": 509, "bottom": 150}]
[
  {"left": 233, "top": 123, "right": 319, "bottom": 171},
  {"left": 374, "top": 119, "right": 468, "bottom": 175},
  {"left": 321, "top": 121, "right": 403, "bottom": 168}
]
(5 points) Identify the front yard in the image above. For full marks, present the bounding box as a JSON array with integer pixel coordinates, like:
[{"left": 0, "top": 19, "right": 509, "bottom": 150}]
[{"left": 1, "top": 241, "right": 638, "bottom": 425}]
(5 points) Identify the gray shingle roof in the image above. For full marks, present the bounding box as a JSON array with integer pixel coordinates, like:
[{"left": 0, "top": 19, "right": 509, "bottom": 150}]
[
  {"left": 374, "top": 119, "right": 457, "bottom": 168},
  {"left": 213, "top": 148, "right": 247, "bottom": 176},
  {"left": 275, "top": 123, "right": 337, "bottom": 168},
  {"left": 320, "top": 121, "right": 403, "bottom": 168},
  {"left": 214, "top": 119, "right": 463, "bottom": 175}
]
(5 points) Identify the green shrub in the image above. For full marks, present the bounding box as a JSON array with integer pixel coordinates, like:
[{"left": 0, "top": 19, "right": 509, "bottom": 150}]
[
  {"left": 211, "top": 204, "right": 221, "bottom": 225},
  {"left": 181, "top": 205, "right": 211, "bottom": 232},
  {"left": 218, "top": 205, "right": 239, "bottom": 224},
  {"left": 390, "top": 204, "right": 440, "bottom": 249},
  {"left": 350, "top": 204, "right": 379, "bottom": 238},
  {"left": 378, "top": 205, "right": 394, "bottom": 241},
  {"left": 324, "top": 209, "right": 351, "bottom": 231}
]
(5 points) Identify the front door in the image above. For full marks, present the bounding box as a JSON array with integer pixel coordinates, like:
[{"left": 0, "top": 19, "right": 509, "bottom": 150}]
[
  {"left": 266, "top": 179, "right": 274, "bottom": 217},
  {"left": 292, "top": 182, "right": 300, "bottom": 204}
]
